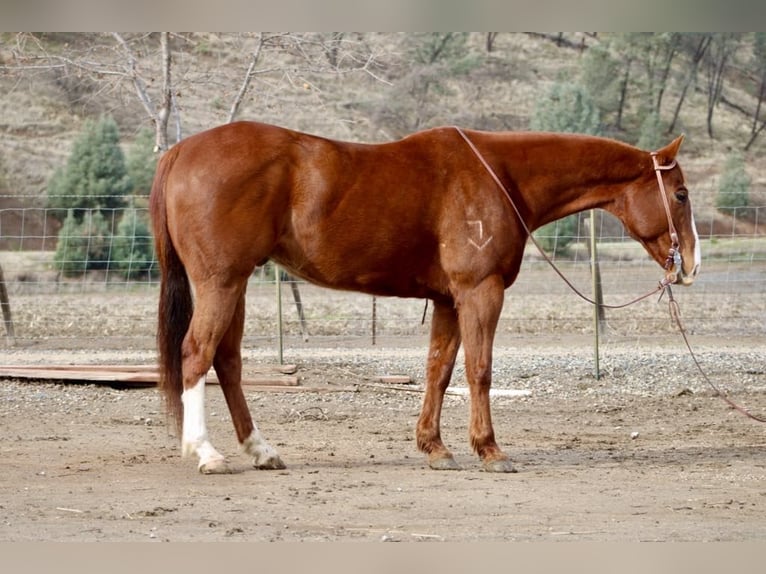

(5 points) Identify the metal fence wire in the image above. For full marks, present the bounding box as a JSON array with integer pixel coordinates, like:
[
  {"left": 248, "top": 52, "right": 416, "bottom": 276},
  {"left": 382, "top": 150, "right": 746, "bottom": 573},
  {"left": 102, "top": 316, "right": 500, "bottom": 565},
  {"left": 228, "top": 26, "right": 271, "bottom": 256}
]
[{"left": 1, "top": 194, "right": 764, "bottom": 352}]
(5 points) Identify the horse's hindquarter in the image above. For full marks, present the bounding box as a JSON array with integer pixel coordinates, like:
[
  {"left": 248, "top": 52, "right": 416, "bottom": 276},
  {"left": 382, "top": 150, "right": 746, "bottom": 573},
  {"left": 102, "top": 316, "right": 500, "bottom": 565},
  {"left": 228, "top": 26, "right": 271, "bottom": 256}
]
[{"left": 163, "top": 122, "right": 300, "bottom": 280}]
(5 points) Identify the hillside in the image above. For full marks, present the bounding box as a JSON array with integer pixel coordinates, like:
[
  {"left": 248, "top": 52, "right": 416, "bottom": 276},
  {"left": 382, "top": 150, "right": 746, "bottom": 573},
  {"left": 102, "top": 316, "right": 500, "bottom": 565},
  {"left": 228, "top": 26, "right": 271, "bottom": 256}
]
[{"left": 1, "top": 32, "right": 765, "bottom": 247}]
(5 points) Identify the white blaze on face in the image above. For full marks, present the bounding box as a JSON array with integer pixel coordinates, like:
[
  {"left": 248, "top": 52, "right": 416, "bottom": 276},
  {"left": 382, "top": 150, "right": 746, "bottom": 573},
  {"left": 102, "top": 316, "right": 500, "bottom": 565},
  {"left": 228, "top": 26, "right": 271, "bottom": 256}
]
[
  {"left": 181, "top": 377, "right": 225, "bottom": 468},
  {"left": 680, "top": 210, "right": 702, "bottom": 285},
  {"left": 690, "top": 212, "right": 701, "bottom": 279}
]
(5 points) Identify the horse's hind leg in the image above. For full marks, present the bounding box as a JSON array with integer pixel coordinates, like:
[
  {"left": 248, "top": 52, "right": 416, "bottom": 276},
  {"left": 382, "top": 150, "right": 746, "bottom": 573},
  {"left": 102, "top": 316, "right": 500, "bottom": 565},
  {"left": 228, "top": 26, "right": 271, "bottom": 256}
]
[
  {"left": 180, "top": 280, "right": 246, "bottom": 474},
  {"left": 416, "top": 300, "right": 462, "bottom": 470},
  {"left": 213, "top": 291, "right": 285, "bottom": 470}
]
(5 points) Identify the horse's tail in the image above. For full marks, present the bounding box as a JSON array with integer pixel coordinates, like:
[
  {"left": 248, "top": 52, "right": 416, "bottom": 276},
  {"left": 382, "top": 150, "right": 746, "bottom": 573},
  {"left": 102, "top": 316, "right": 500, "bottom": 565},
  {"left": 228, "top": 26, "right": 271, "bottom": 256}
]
[{"left": 149, "top": 145, "right": 189, "bottom": 435}]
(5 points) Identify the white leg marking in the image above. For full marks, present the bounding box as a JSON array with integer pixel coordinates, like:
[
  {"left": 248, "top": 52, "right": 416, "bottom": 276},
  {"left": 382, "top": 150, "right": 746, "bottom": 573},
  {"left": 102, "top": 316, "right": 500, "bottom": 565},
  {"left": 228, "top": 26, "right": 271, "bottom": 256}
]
[
  {"left": 182, "top": 377, "right": 226, "bottom": 470},
  {"left": 242, "top": 428, "right": 285, "bottom": 470}
]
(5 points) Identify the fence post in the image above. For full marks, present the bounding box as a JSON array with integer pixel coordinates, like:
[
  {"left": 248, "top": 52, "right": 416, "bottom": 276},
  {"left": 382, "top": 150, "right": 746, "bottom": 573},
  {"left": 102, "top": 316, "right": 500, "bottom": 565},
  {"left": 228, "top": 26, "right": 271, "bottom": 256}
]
[
  {"left": 275, "top": 263, "right": 284, "bottom": 364},
  {"left": 371, "top": 296, "right": 377, "bottom": 345},
  {"left": 0, "top": 262, "right": 15, "bottom": 345},
  {"left": 588, "top": 209, "right": 603, "bottom": 380}
]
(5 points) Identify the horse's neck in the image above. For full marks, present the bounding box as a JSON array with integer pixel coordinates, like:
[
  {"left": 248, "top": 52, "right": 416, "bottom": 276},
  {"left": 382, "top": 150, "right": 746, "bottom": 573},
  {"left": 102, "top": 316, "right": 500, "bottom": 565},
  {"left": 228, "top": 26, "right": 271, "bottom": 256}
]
[{"left": 501, "top": 134, "right": 646, "bottom": 229}]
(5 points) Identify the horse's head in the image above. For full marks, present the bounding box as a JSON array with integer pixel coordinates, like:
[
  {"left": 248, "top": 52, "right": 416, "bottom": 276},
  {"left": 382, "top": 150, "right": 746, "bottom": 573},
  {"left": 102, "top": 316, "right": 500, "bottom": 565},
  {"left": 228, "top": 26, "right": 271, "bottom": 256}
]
[{"left": 621, "top": 135, "right": 700, "bottom": 286}]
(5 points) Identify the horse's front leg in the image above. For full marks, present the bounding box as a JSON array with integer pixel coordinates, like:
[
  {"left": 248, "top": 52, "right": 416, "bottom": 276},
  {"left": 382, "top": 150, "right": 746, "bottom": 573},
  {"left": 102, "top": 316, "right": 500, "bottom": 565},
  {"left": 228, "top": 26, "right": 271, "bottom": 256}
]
[
  {"left": 416, "top": 300, "right": 462, "bottom": 470},
  {"left": 457, "top": 275, "right": 516, "bottom": 473}
]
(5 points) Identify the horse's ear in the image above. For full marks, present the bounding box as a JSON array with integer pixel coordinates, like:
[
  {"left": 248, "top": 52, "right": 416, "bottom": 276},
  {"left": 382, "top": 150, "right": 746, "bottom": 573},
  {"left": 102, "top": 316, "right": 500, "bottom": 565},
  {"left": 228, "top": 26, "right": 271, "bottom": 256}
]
[{"left": 653, "top": 134, "right": 685, "bottom": 164}]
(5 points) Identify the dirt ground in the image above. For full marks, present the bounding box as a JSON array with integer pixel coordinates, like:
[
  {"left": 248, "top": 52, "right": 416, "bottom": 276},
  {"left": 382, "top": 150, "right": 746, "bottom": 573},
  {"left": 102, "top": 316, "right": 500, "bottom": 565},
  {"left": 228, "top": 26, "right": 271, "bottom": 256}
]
[
  {"left": 1, "top": 259, "right": 764, "bottom": 542},
  {"left": 2, "top": 333, "right": 765, "bottom": 542}
]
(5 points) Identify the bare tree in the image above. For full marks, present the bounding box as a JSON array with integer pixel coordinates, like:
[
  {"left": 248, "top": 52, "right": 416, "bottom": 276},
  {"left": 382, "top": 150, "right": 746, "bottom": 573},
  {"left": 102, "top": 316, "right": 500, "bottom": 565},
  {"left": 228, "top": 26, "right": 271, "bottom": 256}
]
[
  {"left": 112, "top": 32, "right": 176, "bottom": 151},
  {"left": 225, "top": 32, "right": 388, "bottom": 124},
  {"left": 668, "top": 33, "right": 712, "bottom": 135},
  {"left": 4, "top": 32, "right": 180, "bottom": 150},
  {"left": 705, "top": 33, "right": 739, "bottom": 139},
  {"left": 486, "top": 33, "right": 499, "bottom": 53},
  {"left": 6, "top": 32, "right": 387, "bottom": 133}
]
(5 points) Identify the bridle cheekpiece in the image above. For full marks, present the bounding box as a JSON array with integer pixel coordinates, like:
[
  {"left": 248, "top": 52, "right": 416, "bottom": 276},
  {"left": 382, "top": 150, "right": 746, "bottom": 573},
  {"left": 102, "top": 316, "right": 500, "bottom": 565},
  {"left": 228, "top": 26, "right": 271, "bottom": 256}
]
[{"left": 650, "top": 151, "right": 682, "bottom": 284}]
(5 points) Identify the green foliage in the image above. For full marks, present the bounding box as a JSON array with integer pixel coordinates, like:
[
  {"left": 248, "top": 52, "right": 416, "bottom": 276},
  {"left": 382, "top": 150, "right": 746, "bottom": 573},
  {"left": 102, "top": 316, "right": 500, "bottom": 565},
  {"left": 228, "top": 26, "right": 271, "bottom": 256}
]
[
  {"left": 754, "top": 32, "right": 766, "bottom": 72},
  {"left": 110, "top": 208, "right": 156, "bottom": 279},
  {"left": 579, "top": 43, "right": 622, "bottom": 118},
  {"left": 49, "top": 117, "right": 157, "bottom": 279},
  {"left": 530, "top": 81, "right": 602, "bottom": 136},
  {"left": 716, "top": 151, "right": 752, "bottom": 218},
  {"left": 411, "top": 33, "right": 470, "bottom": 66},
  {"left": 53, "top": 210, "right": 112, "bottom": 276},
  {"left": 47, "top": 115, "right": 132, "bottom": 221},
  {"left": 125, "top": 127, "right": 158, "bottom": 196},
  {"left": 636, "top": 110, "right": 664, "bottom": 150}
]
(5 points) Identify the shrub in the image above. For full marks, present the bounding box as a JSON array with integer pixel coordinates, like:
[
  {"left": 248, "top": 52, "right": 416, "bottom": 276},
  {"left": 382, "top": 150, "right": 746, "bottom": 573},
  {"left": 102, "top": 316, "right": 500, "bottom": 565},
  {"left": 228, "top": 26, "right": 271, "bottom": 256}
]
[
  {"left": 533, "top": 215, "right": 580, "bottom": 256},
  {"left": 53, "top": 210, "right": 112, "bottom": 276},
  {"left": 636, "top": 110, "right": 664, "bottom": 151},
  {"left": 530, "top": 81, "right": 602, "bottom": 136},
  {"left": 110, "top": 208, "right": 156, "bottom": 280}
]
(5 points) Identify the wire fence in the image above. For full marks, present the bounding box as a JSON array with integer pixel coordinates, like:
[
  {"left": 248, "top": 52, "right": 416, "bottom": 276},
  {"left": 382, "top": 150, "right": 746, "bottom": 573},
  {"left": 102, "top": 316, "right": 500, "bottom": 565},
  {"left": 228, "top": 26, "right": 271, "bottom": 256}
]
[{"left": 1, "top": 195, "right": 765, "bottom": 356}]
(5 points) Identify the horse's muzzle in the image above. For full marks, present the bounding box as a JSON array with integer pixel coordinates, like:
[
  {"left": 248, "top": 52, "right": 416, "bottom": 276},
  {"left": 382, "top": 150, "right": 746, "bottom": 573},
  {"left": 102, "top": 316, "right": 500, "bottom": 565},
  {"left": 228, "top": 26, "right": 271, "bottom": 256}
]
[{"left": 668, "top": 260, "right": 699, "bottom": 286}]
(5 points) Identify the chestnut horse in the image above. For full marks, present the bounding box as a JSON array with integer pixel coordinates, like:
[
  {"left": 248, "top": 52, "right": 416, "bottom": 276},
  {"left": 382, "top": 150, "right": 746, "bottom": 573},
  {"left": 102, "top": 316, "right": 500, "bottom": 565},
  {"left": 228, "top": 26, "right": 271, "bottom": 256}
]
[{"left": 149, "top": 121, "right": 700, "bottom": 474}]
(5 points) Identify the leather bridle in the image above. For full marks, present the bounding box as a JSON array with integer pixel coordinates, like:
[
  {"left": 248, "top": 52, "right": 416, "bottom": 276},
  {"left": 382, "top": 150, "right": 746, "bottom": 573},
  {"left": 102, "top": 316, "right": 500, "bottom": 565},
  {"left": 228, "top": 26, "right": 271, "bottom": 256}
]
[{"left": 651, "top": 151, "right": 683, "bottom": 282}]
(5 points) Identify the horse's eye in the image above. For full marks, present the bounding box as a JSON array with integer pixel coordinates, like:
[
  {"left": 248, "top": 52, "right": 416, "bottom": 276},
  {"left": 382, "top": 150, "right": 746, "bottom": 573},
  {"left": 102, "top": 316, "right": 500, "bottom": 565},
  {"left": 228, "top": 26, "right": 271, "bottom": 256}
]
[{"left": 674, "top": 189, "right": 688, "bottom": 204}]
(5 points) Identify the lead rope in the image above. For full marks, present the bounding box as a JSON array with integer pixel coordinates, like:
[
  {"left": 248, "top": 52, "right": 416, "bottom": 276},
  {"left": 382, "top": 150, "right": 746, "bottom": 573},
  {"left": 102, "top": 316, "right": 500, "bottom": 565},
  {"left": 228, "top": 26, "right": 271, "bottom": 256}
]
[
  {"left": 663, "top": 286, "right": 766, "bottom": 422},
  {"left": 454, "top": 126, "right": 766, "bottom": 423}
]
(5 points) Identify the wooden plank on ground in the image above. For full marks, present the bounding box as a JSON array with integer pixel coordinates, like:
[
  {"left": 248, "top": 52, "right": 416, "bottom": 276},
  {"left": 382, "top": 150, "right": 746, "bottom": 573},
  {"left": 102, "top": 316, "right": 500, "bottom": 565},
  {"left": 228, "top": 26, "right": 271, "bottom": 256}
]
[
  {"left": 377, "top": 375, "right": 413, "bottom": 384},
  {"left": 0, "top": 364, "right": 299, "bottom": 388}
]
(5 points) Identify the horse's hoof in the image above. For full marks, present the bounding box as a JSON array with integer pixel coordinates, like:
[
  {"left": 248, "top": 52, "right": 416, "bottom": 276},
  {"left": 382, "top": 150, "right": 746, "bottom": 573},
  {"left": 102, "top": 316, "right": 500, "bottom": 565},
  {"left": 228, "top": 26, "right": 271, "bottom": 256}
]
[
  {"left": 254, "top": 455, "right": 286, "bottom": 470},
  {"left": 199, "top": 459, "right": 234, "bottom": 474},
  {"left": 428, "top": 455, "right": 461, "bottom": 471},
  {"left": 482, "top": 458, "right": 517, "bottom": 473}
]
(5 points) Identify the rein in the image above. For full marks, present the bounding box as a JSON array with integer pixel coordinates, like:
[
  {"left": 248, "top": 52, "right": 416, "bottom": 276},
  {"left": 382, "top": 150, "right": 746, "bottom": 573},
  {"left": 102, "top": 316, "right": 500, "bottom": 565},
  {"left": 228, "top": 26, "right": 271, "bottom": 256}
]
[
  {"left": 454, "top": 126, "right": 766, "bottom": 424},
  {"left": 663, "top": 286, "right": 766, "bottom": 422}
]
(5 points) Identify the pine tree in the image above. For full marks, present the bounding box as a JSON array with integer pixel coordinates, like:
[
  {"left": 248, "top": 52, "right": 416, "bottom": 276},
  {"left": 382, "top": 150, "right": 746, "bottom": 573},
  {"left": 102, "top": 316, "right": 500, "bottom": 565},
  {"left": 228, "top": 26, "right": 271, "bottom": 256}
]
[
  {"left": 47, "top": 115, "right": 132, "bottom": 222},
  {"left": 53, "top": 210, "right": 112, "bottom": 276},
  {"left": 125, "top": 127, "right": 158, "bottom": 197},
  {"left": 110, "top": 207, "right": 156, "bottom": 280}
]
